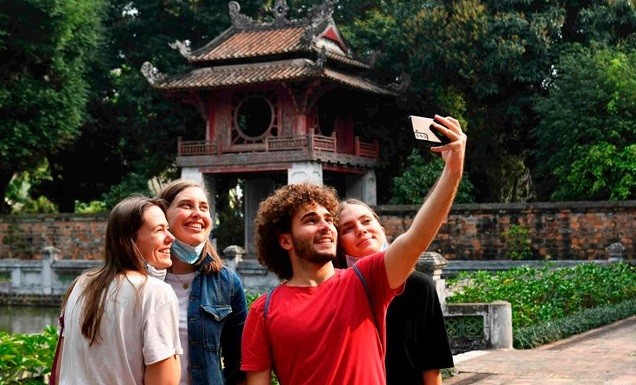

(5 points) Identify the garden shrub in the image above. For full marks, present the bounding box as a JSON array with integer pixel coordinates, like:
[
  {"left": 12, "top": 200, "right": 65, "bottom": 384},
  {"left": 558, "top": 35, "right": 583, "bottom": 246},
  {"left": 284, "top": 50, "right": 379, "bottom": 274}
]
[
  {"left": 502, "top": 224, "right": 532, "bottom": 260},
  {"left": 0, "top": 325, "right": 57, "bottom": 384},
  {"left": 447, "top": 262, "right": 636, "bottom": 329},
  {"left": 514, "top": 298, "right": 636, "bottom": 348}
]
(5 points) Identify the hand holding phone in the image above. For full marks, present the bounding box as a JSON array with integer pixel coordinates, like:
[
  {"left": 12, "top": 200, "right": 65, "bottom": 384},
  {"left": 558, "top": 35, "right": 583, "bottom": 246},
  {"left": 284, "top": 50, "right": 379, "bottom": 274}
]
[{"left": 410, "top": 115, "right": 452, "bottom": 146}]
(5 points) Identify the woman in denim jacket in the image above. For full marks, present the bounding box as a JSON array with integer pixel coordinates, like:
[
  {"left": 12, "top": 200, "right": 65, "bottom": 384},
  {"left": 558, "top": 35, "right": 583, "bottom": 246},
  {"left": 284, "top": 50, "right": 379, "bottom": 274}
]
[{"left": 158, "top": 179, "right": 247, "bottom": 385}]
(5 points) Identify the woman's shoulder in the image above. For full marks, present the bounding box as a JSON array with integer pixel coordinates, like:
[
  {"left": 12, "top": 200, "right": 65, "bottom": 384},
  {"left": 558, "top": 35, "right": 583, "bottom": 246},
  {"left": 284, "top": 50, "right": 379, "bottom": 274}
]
[
  {"left": 406, "top": 270, "right": 437, "bottom": 290},
  {"left": 219, "top": 265, "right": 243, "bottom": 281},
  {"left": 201, "top": 265, "right": 245, "bottom": 290},
  {"left": 143, "top": 275, "right": 177, "bottom": 292}
]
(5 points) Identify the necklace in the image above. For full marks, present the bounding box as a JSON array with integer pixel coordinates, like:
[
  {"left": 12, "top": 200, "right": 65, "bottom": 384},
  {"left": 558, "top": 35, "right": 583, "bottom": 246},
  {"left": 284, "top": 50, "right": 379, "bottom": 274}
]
[{"left": 172, "top": 272, "right": 194, "bottom": 290}]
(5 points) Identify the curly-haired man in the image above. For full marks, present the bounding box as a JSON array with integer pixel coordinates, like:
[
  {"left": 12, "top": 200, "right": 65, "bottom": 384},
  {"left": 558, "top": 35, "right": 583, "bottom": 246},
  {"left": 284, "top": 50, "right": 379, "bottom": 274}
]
[{"left": 241, "top": 115, "right": 466, "bottom": 385}]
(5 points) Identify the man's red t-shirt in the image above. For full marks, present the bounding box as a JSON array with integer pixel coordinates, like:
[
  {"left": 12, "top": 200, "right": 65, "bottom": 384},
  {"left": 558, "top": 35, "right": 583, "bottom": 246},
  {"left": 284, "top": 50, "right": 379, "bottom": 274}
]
[{"left": 241, "top": 251, "right": 400, "bottom": 385}]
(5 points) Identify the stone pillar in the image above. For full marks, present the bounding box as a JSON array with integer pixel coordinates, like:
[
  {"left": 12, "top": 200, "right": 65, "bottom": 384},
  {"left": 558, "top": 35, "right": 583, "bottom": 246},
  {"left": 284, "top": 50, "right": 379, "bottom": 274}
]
[
  {"left": 288, "top": 162, "right": 323, "bottom": 185},
  {"left": 10, "top": 267, "right": 21, "bottom": 289},
  {"left": 488, "top": 301, "right": 513, "bottom": 349},
  {"left": 243, "top": 179, "right": 276, "bottom": 256},
  {"left": 180, "top": 167, "right": 204, "bottom": 184},
  {"left": 606, "top": 242, "right": 625, "bottom": 261},
  {"left": 203, "top": 175, "right": 217, "bottom": 249},
  {"left": 41, "top": 246, "right": 61, "bottom": 295},
  {"left": 416, "top": 252, "right": 448, "bottom": 310},
  {"left": 345, "top": 170, "right": 377, "bottom": 205},
  {"left": 222, "top": 245, "right": 245, "bottom": 272}
]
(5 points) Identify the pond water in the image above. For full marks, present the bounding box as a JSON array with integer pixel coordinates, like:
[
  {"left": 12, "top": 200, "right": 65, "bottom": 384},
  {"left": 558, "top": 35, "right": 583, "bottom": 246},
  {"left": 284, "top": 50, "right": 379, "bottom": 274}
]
[{"left": 0, "top": 306, "right": 60, "bottom": 334}]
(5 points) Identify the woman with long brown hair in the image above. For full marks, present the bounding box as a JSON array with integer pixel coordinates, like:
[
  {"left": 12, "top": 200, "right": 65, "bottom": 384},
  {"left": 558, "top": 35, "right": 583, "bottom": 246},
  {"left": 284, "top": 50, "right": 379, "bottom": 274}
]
[{"left": 54, "top": 196, "right": 182, "bottom": 385}]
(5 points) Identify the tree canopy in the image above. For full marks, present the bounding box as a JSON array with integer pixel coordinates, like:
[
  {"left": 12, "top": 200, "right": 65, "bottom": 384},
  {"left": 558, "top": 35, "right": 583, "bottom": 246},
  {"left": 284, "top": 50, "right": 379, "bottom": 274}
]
[
  {"left": 533, "top": 42, "right": 636, "bottom": 200},
  {"left": 2, "top": 0, "right": 635, "bottom": 213},
  {"left": 0, "top": 0, "right": 105, "bottom": 213}
]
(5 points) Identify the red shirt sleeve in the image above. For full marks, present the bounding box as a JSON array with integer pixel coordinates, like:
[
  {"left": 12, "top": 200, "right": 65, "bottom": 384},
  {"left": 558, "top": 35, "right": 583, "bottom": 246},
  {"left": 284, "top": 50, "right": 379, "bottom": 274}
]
[{"left": 241, "top": 293, "right": 272, "bottom": 372}]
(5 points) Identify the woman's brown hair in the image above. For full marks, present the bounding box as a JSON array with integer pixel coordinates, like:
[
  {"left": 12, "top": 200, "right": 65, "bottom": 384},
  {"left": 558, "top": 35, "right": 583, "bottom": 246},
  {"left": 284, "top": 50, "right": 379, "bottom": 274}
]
[{"left": 61, "top": 195, "right": 167, "bottom": 345}]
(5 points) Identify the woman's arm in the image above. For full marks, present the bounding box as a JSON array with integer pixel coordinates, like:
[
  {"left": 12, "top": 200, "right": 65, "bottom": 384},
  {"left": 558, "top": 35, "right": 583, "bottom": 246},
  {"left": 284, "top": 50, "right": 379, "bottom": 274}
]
[
  {"left": 384, "top": 115, "right": 466, "bottom": 289},
  {"left": 222, "top": 271, "right": 249, "bottom": 384},
  {"left": 144, "top": 355, "right": 181, "bottom": 385}
]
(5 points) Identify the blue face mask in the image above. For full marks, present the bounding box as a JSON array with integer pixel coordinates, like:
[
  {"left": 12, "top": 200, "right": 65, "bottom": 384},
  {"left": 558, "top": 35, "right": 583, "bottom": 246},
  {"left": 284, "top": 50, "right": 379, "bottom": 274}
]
[{"left": 171, "top": 238, "right": 206, "bottom": 265}]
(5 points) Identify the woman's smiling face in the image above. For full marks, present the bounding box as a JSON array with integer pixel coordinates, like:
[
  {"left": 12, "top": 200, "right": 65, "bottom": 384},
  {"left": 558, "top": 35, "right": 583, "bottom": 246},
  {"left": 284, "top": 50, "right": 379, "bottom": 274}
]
[
  {"left": 134, "top": 205, "right": 175, "bottom": 269},
  {"left": 165, "top": 186, "right": 212, "bottom": 247},
  {"left": 337, "top": 202, "right": 387, "bottom": 258}
]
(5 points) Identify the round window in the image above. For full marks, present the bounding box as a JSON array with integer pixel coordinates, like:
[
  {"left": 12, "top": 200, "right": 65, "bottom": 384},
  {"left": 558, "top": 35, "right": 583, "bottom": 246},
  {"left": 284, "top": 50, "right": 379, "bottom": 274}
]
[{"left": 235, "top": 96, "right": 273, "bottom": 139}]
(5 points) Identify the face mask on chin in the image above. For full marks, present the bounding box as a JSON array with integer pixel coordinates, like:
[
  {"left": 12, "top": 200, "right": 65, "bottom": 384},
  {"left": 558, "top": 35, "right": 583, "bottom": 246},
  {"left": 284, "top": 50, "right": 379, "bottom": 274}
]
[
  {"left": 171, "top": 238, "right": 206, "bottom": 265},
  {"left": 345, "top": 242, "right": 389, "bottom": 268},
  {"left": 145, "top": 262, "right": 167, "bottom": 281}
]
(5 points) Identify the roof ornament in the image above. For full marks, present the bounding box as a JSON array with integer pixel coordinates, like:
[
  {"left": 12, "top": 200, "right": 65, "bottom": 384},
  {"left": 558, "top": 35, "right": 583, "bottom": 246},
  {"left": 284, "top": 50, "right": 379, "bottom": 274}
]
[
  {"left": 229, "top": 1, "right": 255, "bottom": 30},
  {"left": 309, "top": 0, "right": 335, "bottom": 27},
  {"left": 168, "top": 40, "right": 191, "bottom": 59},
  {"left": 365, "top": 50, "right": 380, "bottom": 66},
  {"left": 272, "top": 0, "right": 289, "bottom": 20},
  {"left": 315, "top": 46, "right": 327, "bottom": 69},
  {"left": 140, "top": 62, "right": 166, "bottom": 85},
  {"left": 388, "top": 72, "right": 411, "bottom": 94}
]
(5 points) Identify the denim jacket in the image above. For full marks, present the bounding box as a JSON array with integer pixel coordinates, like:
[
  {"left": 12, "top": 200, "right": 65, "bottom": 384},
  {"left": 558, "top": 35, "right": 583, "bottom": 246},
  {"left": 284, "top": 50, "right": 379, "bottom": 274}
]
[{"left": 187, "top": 255, "right": 247, "bottom": 385}]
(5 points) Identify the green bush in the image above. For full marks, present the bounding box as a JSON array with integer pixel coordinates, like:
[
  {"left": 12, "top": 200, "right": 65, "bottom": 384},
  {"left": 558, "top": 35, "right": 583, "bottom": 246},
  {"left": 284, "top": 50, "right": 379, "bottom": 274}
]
[
  {"left": 0, "top": 325, "right": 57, "bottom": 384},
  {"left": 514, "top": 298, "right": 636, "bottom": 348},
  {"left": 447, "top": 262, "right": 636, "bottom": 328},
  {"left": 502, "top": 224, "right": 532, "bottom": 260}
]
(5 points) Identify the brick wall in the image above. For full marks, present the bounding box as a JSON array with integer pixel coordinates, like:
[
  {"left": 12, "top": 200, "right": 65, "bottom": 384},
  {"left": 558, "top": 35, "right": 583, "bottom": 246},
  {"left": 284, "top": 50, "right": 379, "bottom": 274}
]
[
  {"left": 0, "top": 201, "right": 634, "bottom": 261},
  {"left": 0, "top": 213, "right": 107, "bottom": 260},
  {"left": 373, "top": 200, "right": 634, "bottom": 260}
]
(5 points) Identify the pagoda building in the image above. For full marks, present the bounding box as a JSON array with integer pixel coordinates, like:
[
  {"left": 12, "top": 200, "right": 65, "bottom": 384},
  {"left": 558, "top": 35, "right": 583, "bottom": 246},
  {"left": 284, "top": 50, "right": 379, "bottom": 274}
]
[{"left": 142, "top": 0, "right": 396, "bottom": 256}]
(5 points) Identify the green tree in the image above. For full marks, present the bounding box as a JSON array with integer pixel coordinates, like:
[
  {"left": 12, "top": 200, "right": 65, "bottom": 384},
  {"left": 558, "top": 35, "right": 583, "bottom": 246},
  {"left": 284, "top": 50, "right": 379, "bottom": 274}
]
[
  {"left": 0, "top": 0, "right": 105, "bottom": 213},
  {"left": 389, "top": 149, "right": 475, "bottom": 204},
  {"left": 32, "top": 0, "right": 272, "bottom": 212},
  {"left": 342, "top": 0, "right": 635, "bottom": 203},
  {"left": 532, "top": 42, "right": 636, "bottom": 201}
]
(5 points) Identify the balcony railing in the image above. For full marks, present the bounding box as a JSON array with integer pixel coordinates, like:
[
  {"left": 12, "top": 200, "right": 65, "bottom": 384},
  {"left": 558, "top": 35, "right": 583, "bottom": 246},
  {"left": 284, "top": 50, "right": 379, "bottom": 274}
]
[
  {"left": 177, "top": 138, "right": 218, "bottom": 156},
  {"left": 178, "top": 134, "right": 379, "bottom": 158}
]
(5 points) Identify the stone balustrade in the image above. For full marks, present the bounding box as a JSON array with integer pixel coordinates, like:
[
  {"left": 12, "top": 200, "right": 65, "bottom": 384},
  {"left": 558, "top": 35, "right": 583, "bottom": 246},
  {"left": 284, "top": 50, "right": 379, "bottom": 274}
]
[{"left": 0, "top": 246, "right": 516, "bottom": 351}]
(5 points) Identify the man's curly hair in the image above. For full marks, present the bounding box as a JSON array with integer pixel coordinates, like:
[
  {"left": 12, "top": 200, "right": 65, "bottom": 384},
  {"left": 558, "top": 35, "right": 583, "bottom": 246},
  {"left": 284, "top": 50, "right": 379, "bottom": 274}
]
[{"left": 254, "top": 182, "right": 340, "bottom": 280}]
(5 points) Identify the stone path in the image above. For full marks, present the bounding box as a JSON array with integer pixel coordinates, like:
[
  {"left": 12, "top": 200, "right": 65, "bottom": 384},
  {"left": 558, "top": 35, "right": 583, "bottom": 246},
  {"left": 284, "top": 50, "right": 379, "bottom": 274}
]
[{"left": 446, "top": 315, "right": 636, "bottom": 385}]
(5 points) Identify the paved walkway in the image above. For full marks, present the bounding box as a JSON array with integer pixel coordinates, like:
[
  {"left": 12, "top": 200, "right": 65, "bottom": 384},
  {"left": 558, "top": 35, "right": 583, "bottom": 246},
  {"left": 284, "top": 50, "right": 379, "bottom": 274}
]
[{"left": 446, "top": 315, "right": 636, "bottom": 385}]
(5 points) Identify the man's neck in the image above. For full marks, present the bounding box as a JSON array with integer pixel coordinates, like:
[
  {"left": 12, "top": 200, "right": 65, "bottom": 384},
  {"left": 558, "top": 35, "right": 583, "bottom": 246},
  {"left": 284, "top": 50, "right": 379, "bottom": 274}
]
[{"left": 287, "top": 260, "right": 336, "bottom": 287}]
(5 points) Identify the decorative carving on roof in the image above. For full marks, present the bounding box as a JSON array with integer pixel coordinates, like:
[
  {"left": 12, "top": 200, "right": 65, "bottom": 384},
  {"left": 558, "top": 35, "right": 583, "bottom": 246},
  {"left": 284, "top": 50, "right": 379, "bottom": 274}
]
[
  {"left": 227, "top": 0, "right": 336, "bottom": 32},
  {"left": 229, "top": 1, "right": 255, "bottom": 30},
  {"left": 388, "top": 72, "right": 412, "bottom": 93},
  {"left": 313, "top": 46, "right": 327, "bottom": 70},
  {"left": 272, "top": 0, "right": 290, "bottom": 27},
  {"left": 140, "top": 62, "right": 166, "bottom": 85},
  {"left": 300, "top": 25, "right": 314, "bottom": 46},
  {"left": 169, "top": 40, "right": 191, "bottom": 59},
  {"left": 308, "top": 0, "right": 335, "bottom": 28},
  {"left": 365, "top": 50, "right": 380, "bottom": 67}
]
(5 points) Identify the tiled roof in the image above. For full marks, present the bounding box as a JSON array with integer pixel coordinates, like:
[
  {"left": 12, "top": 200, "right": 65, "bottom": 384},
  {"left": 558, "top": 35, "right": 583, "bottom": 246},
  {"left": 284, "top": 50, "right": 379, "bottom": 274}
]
[
  {"left": 188, "top": 26, "right": 370, "bottom": 69},
  {"left": 149, "top": 59, "right": 394, "bottom": 95},
  {"left": 190, "top": 27, "right": 307, "bottom": 62}
]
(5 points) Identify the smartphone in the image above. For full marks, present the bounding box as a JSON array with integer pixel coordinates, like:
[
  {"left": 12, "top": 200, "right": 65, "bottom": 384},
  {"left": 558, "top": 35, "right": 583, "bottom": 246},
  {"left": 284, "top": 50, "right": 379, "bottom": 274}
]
[{"left": 410, "top": 115, "right": 451, "bottom": 146}]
